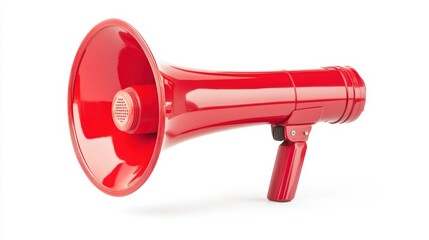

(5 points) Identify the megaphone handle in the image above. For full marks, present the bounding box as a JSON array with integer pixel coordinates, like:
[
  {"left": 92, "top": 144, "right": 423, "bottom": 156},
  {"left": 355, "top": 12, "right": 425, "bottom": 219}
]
[{"left": 267, "top": 141, "right": 307, "bottom": 202}]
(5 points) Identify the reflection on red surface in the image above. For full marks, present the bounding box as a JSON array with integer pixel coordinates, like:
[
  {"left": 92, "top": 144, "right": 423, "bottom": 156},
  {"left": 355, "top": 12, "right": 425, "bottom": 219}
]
[
  {"left": 161, "top": 66, "right": 296, "bottom": 146},
  {"left": 161, "top": 66, "right": 365, "bottom": 146}
]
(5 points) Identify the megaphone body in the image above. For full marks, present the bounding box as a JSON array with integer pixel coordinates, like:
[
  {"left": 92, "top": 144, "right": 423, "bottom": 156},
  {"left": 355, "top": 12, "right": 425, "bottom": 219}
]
[{"left": 69, "top": 19, "right": 366, "bottom": 202}]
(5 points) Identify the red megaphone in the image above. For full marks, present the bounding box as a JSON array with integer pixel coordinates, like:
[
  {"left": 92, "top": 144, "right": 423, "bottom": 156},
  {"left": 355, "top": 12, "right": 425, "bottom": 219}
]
[{"left": 68, "top": 19, "right": 366, "bottom": 202}]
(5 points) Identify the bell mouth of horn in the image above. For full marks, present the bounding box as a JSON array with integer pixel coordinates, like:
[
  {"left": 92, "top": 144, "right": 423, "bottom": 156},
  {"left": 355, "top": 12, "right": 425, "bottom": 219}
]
[{"left": 68, "top": 19, "right": 165, "bottom": 196}]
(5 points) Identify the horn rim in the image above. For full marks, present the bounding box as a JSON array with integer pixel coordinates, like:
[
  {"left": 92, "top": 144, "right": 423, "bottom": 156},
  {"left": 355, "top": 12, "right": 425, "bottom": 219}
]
[{"left": 68, "top": 19, "right": 165, "bottom": 196}]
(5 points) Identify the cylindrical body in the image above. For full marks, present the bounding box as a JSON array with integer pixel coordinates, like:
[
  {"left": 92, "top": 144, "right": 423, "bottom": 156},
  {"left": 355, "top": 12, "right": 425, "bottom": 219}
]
[
  {"left": 288, "top": 66, "right": 366, "bottom": 124},
  {"left": 161, "top": 65, "right": 365, "bottom": 146}
]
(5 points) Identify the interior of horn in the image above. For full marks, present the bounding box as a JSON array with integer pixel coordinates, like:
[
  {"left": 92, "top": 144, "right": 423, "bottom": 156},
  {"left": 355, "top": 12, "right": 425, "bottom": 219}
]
[{"left": 68, "top": 19, "right": 165, "bottom": 196}]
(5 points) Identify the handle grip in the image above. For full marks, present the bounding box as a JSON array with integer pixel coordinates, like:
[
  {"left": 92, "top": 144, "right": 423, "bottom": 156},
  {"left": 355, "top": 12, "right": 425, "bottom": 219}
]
[{"left": 267, "top": 141, "right": 307, "bottom": 202}]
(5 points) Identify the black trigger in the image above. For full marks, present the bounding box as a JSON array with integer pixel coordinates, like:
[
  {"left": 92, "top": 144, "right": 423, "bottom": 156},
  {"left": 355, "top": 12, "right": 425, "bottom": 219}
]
[{"left": 271, "top": 125, "right": 285, "bottom": 141}]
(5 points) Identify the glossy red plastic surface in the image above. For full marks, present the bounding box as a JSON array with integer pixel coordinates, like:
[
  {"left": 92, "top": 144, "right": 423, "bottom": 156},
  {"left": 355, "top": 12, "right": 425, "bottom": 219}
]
[
  {"left": 161, "top": 66, "right": 295, "bottom": 147},
  {"left": 268, "top": 141, "right": 307, "bottom": 201},
  {"left": 68, "top": 19, "right": 366, "bottom": 200},
  {"left": 68, "top": 20, "right": 165, "bottom": 196}
]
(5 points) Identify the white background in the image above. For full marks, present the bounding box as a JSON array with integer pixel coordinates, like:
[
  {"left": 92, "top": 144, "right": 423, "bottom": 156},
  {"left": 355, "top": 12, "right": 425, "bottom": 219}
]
[{"left": 1, "top": 0, "right": 428, "bottom": 239}]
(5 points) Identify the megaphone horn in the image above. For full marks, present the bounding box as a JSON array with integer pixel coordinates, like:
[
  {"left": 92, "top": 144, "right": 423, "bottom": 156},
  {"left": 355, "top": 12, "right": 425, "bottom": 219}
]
[{"left": 68, "top": 19, "right": 366, "bottom": 202}]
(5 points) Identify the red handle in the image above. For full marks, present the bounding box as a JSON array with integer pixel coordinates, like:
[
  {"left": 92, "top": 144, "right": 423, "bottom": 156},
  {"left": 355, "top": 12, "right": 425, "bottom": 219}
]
[{"left": 267, "top": 141, "right": 307, "bottom": 202}]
